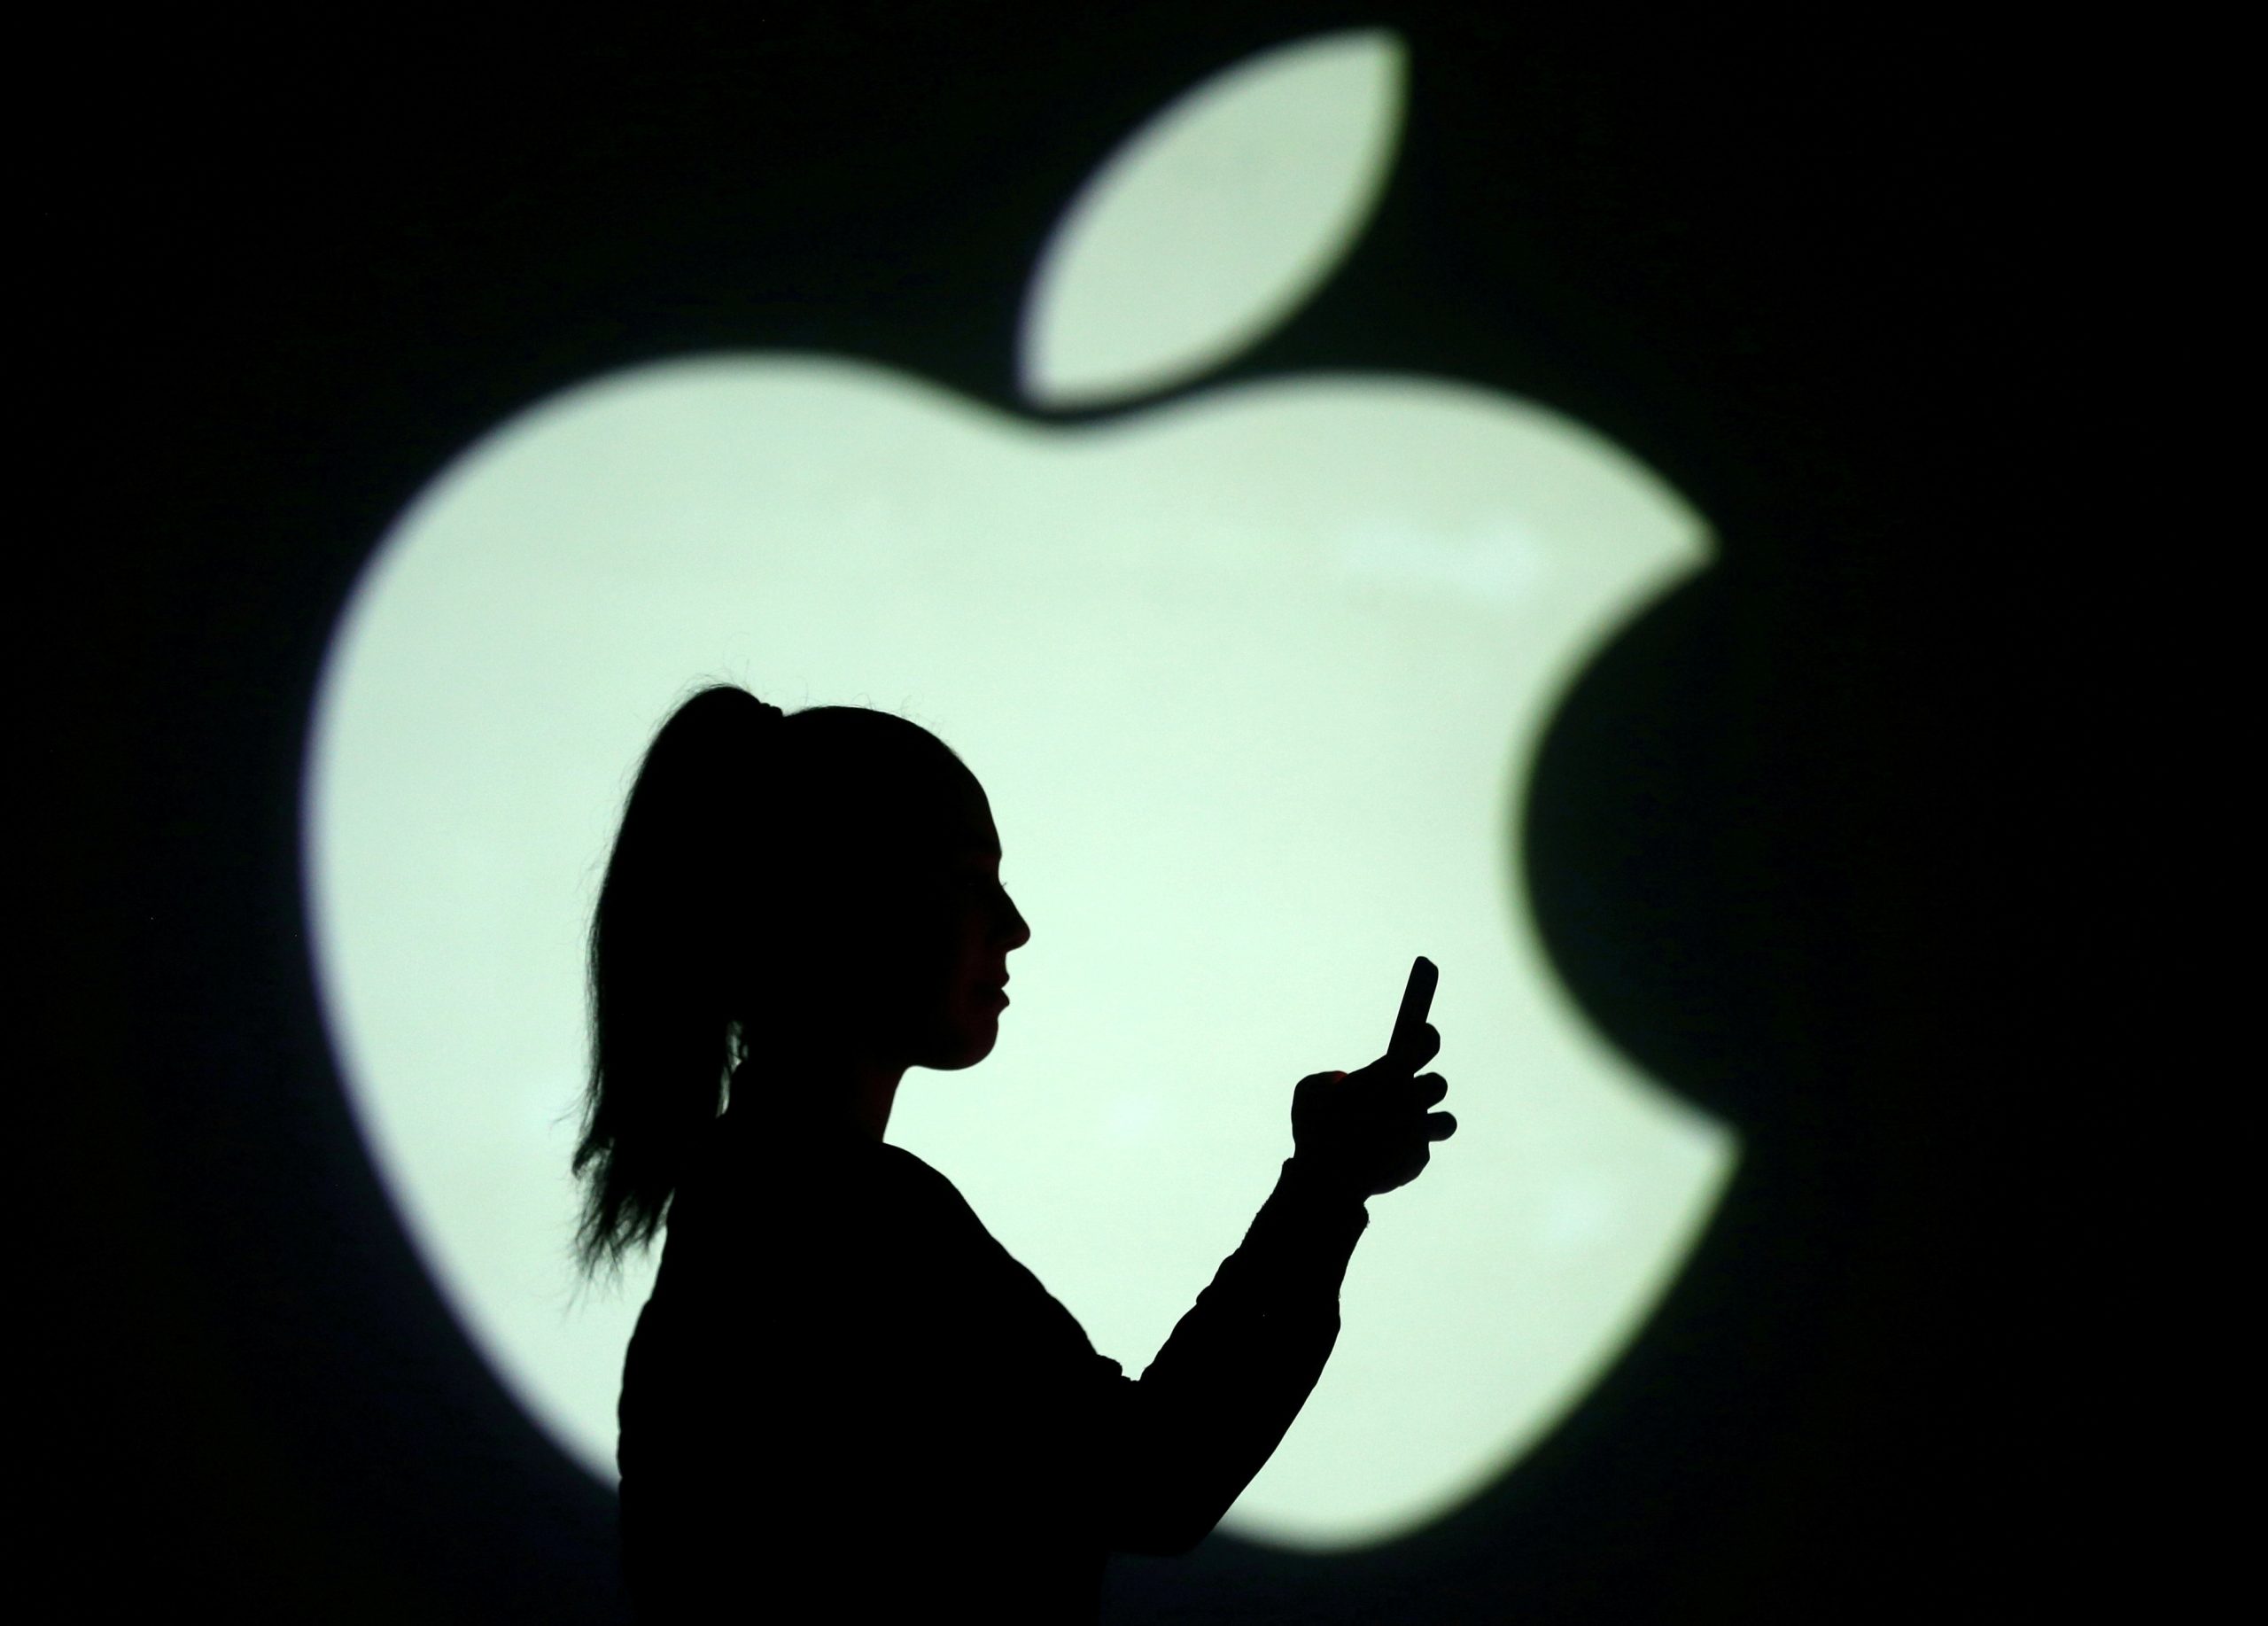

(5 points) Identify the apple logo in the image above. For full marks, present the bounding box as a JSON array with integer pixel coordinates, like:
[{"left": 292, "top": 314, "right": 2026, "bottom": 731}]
[{"left": 303, "top": 27, "right": 1736, "bottom": 1551}]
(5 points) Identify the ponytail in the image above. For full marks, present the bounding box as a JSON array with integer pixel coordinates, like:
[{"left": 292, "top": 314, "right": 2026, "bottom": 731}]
[{"left": 570, "top": 684, "right": 783, "bottom": 1286}]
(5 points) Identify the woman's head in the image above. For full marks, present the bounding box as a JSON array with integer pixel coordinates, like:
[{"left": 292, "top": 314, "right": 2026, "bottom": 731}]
[
  {"left": 570, "top": 684, "right": 1030, "bottom": 1281},
  {"left": 745, "top": 713, "right": 1028, "bottom": 1079}
]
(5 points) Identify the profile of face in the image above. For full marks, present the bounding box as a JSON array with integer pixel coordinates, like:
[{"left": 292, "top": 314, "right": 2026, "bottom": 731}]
[
  {"left": 877, "top": 766, "right": 1032, "bottom": 1073},
  {"left": 743, "top": 736, "right": 1031, "bottom": 1093}
]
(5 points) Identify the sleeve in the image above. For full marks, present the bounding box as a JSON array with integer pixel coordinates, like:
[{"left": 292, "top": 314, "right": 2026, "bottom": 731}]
[{"left": 1092, "top": 1156, "right": 1370, "bottom": 1555}]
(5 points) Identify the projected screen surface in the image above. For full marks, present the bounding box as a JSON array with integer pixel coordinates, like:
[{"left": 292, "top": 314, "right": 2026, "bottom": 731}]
[{"left": 301, "top": 29, "right": 1737, "bottom": 1551}]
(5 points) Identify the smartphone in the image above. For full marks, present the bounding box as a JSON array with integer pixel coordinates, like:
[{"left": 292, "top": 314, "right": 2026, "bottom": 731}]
[{"left": 1389, "top": 955, "right": 1437, "bottom": 1057}]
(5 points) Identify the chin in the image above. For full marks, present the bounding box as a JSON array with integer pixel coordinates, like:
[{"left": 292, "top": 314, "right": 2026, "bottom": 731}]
[{"left": 926, "top": 1017, "right": 1000, "bottom": 1071}]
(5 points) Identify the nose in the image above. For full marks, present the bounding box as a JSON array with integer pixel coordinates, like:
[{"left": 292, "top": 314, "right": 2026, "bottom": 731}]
[{"left": 1001, "top": 891, "right": 1032, "bottom": 952}]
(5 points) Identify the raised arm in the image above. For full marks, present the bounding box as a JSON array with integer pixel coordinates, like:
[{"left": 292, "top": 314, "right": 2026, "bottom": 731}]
[{"left": 1098, "top": 1018, "right": 1456, "bottom": 1554}]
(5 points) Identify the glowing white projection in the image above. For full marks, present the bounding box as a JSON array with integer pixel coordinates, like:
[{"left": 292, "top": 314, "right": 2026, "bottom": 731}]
[{"left": 304, "top": 29, "right": 1736, "bottom": 1549}]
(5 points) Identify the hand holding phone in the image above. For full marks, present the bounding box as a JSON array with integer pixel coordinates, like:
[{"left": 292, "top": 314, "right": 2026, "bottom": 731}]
[{"left": 1289, "top": 956, "right": 1456, "bottom": 1199}]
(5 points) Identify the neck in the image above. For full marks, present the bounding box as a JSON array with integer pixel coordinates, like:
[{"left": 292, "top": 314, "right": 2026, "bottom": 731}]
[
  {"left": 733, "top": 1036, "right": 905, "bottom": 1142},
  {"left": 848, "top": 1057, "right": 902, "bottom": 1140}
]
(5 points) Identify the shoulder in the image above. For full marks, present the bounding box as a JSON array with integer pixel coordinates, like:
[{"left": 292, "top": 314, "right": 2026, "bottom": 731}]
[
  {"left": 872, "top": 1140, "right": 965, "bottom": 1199},
  {"left": 667, "top": 1134, "right": 975, "bottom": 1248},
  {"left": 866, "top": 1142, "right": 991, "bottom": 1236}
]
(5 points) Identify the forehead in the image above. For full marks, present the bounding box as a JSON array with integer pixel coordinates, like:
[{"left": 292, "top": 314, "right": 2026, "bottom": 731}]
[
  {"left": 949, "top": 784, "right": 1000, "bottom": 855},
  {"left": 893, "top": 758, "right": 996, "bottom": 857}
]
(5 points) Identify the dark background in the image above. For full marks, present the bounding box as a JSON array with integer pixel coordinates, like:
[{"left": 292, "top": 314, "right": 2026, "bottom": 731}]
[{"left": 42, "top": 4, "right": 2097, "bottom": 1621}]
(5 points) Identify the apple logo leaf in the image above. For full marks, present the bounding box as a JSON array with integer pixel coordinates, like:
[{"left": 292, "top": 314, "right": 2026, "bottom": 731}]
[{"left": 1018, "top": 28, "right": 1404, "bottom": 411}]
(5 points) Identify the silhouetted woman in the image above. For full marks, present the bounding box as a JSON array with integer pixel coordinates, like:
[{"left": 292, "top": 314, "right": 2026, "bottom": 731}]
[{"left": 571, "top": 685, "right": 1454, "bottom": 1621}]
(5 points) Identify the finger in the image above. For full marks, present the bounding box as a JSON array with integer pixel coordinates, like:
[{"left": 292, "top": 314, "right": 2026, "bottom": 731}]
[
  {"left": 1409, "top": 1072, "right": 1448, "bottom": 1108},
  {"left": 1423, "top": 1110, "right": 1457, "bottom": 1141},
  {"left": 1365, "top": 1047, "right": 1430, "bottom": 1086}
]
